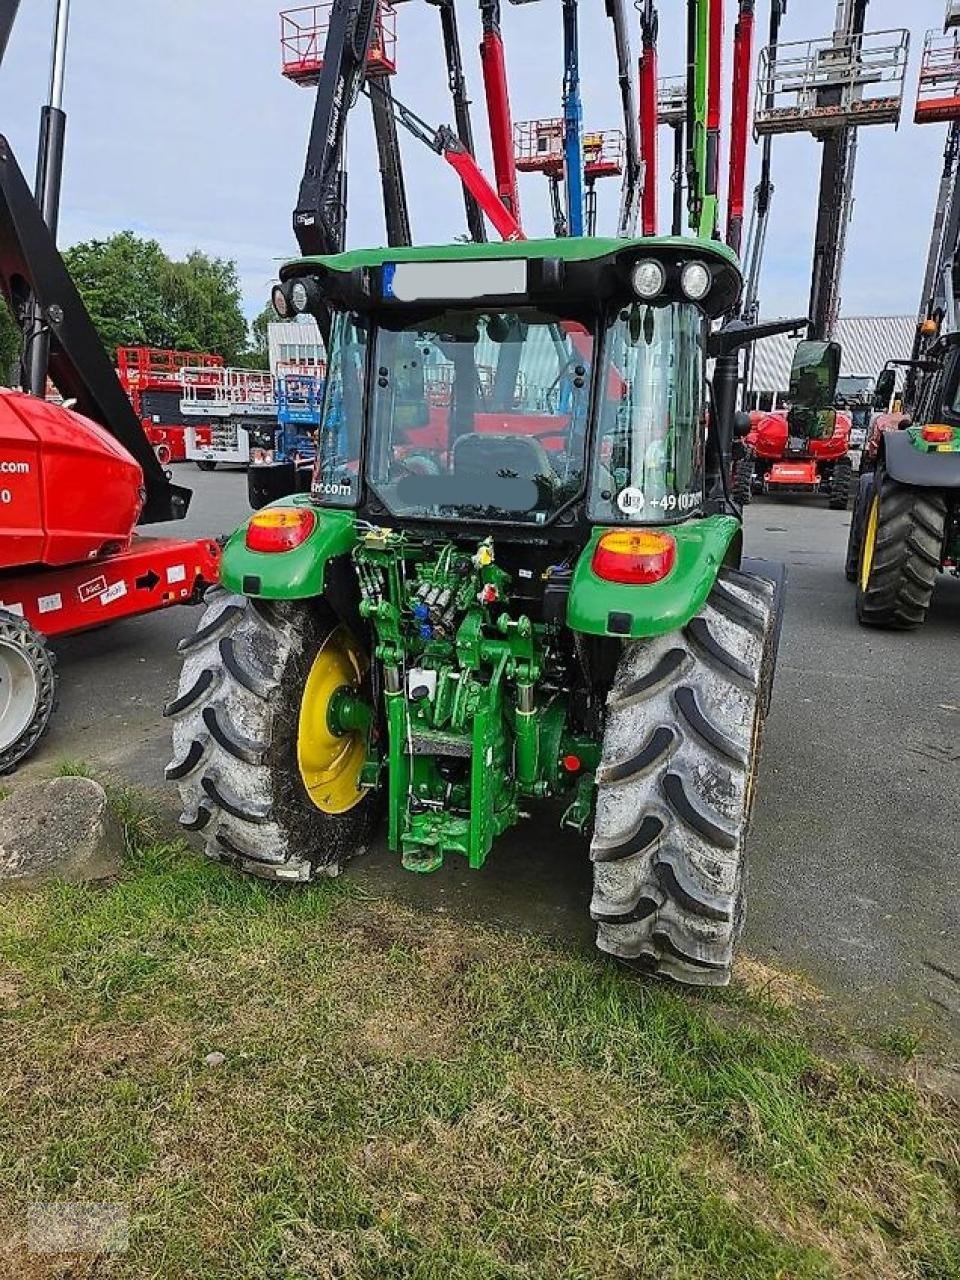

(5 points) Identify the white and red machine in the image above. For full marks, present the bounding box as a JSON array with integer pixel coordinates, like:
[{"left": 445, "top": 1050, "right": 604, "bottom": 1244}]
[{"left": 116, "top": 346, "right": 219, "bottom": 464}]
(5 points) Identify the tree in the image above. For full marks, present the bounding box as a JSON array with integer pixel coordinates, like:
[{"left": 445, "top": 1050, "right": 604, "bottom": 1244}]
[
  {"left": 63, "top": 232, "right": 251, "bottom": 363},
  {"left": 235, "top": 300, "right": 275, "bottom": 371},
  {"left": 0, "top": 302, "right": 21, "bottom": 385}
]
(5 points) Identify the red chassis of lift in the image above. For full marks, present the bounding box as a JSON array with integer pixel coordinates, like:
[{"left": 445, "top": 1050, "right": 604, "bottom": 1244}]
[{"left": 0, "top": 537, "right": 221, "bottom": 639}]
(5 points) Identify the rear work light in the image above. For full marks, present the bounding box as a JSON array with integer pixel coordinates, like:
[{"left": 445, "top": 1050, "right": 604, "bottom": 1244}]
[
  {"left": 592, "top": 529, "right": 677, "bottom": 585},
  {"left": 920, "top": 423, "right": 955, "bottom": 443},
  {"left": 245, "top": 507, "right": 316, "bottom": 553}
]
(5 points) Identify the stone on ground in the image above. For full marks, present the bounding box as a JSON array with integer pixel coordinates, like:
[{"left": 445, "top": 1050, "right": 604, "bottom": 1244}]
[{"left": 0, "top": 776, "right": 124, "bottom": 888}]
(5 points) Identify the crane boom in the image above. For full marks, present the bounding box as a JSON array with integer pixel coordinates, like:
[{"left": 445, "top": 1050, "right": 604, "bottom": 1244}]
[
  {"left": 561, "top": 0, "right": 585, "bottom": 237},
  {"left": 293, "top": 0, "right": 380, "bottom": 255},
  {"left": 605, "top": 0, "right": 644, "bottom": 238},
  {"left": 364, "top": 82, "right": 523, "bottom": 242},
  {"left": 427, "top": 0, "right": 487, "bottom": 242},
  {"left": 478, "top": 1, "right": 522, "bottom": 224},
  {"left": 637, "top": 1, "right": 659, "bottom": 236},
  {"left": 370, "top": 79, "right": 412, "bottom": 247},
  {"left": 726, "top": 0, "right": 755, "bottom": 255}
]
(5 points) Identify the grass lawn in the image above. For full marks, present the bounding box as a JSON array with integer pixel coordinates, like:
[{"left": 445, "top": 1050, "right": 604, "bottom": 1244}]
[{"left": 0, "top": 783, "right": 957, "bottom": 1280}]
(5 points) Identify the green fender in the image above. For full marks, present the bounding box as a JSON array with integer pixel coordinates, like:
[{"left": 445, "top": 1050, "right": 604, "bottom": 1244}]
[
  {"left": 567, "top": 515, "right": 741, "bottom": 640},
  {"left": 219, "top": 498, "right": 358, "bottom": 599}
]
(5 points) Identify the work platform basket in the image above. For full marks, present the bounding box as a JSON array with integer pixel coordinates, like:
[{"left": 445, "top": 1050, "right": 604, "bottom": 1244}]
[
  {"left": 754, "top": 28, "right": 909, "bottom": 137},
  {"left": 915, "top": 29, "right": 960, "bottom": 124},
  {"left": 656, "top": 76, "right": 687, "bottom": 126},
  {"left": 513, "top": 120, "right": 624, "bottom": 180},
  {"left": 281, "top": 3, "right": 397, "bottom": 86}
]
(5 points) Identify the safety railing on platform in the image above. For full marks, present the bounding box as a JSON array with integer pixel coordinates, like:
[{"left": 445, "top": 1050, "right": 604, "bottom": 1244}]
[
  {"left": 513, "top": 120, "right": 625, "bottom": 178},
  {"left": 754, "top": 28, "right": 910, "bottom": 136},
  {"left": 180, "top": 368, "right": 278, "bottom": 418},
  {"left": 117, "top": 347, "right": 222, "bottom": 389},
  {"left": 280, "top": 2, "right": 397, "bottom": 86},
  {"left": 656, "top": 76, "right": 687, "bottom": 126},
  {"left": 916, "top": 29, "right": 960, "bottom": 124}
]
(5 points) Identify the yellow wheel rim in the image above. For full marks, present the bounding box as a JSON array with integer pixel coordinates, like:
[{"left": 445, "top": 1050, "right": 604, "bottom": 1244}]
[
  {"left": 297, "top": 627, "right": 368, "bottom": 815},
  {"left": 859, "top": 494, "right": 880, "bottom": 593}
]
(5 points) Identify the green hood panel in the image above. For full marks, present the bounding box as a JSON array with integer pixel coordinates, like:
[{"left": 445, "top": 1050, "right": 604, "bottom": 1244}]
[
  {"left": 567, "top": 516, "right": 741, "bottom": 640},
  {"left": 219, "top": 498, "right": 358, "bottom": 599}
]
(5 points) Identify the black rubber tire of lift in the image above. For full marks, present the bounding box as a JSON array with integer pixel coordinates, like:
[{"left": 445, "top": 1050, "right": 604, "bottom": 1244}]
[
  {"left": 856, "top": 472, "right": 946, "bottom": 630},
  {"left": 829, "top": 457, "right": 853, "bottom": 510},
  {"left": 0, "top": 611, "right": 58, "bottom": 775},
  {"left": 732, "top": 449, "right": 755, "bottom": 507},
  {"left": 589, "top": 569, "right": 777, "bottom": 988},
  {"left": 196, "top": 461, "right": 218, "bottom": 472},
  {"left": 165, "top": 590, "right": 376, "bottom": 881}
]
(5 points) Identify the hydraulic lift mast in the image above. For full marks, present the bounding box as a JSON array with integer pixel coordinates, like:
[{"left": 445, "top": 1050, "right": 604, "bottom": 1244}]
[
  {"left": 427, "top": 0, "right": 486, "bottom": 242},
  {"left": 726, "top": 1, "right": 755, "bottom": 256},
  {"left": 741, "top": 0, "right": 785, "bottom": 326},
  {"left": 807, "top": 0, "right": 869, "bottom": 340},
  {"left": 365, "top": 81, "right": 523, "bottom": 241},
  {"left": 605, "top": 0, "right": 644, "bottom": 238},
  {"left": 478, "top": 1, "right": 522, "bottom": 225},
  {"left": 560, "top": 0, "right": 585, "bottom": 237},
  {"left": 293, "top": 0, "right": 380, "bottom": 255},
  {"left": 686, "top": 0, "right": 718, "bottom": 239},
  {"left": 370, "top": 78, "right": 412, "bottom": 248},
  {"left": 637, "top": 2, "right": 659, "bottom": 236}
]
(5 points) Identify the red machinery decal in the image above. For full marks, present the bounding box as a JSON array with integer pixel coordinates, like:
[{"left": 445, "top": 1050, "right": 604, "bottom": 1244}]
[
  {"left": 0, "top": 537, "right": 221, "bottom": 639},
  {"left": 768, "top": 460, "right": 819, "bottom": 487}
]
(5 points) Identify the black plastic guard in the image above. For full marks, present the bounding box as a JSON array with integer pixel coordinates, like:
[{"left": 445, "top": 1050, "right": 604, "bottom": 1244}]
[{"left": 882, "top": 429, "right": 960, "bottom": 490}]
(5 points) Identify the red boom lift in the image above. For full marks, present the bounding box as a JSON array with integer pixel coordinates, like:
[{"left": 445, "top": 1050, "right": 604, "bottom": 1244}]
[{"left": 0, "top": 0, "right": 220, "bottom": 772}]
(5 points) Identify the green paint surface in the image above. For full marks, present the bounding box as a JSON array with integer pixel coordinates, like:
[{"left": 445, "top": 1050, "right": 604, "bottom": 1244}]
[
  {"left": 219, "top": 498, "right": 358, "bottom": 600},
  {"left": 567, "top": 516, "right": 741, "bottom": 640}
]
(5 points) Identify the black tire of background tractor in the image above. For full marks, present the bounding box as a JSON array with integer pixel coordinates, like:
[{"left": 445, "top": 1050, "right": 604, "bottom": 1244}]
[
  {"left": 844, "top": 488, "right": 865, "bottom": 582},
  {"left": 732, "top": 449, "right": 755, "bottom": 507},
  {"left": 196, "top": 461, "right": 218, "bottom": 472},
  {"left": 590, "top": 569, "right": 776, "bottom": 987},
  {"left": 829, "top": 457, "right": 853, "bottom": 510},
  {"left": 164, "top": 590, "right": 376, "bottom": 881},
  {"left": 0, "top": 611, "right": 58, "bottom": 775},
  {"left": 856, "top": 473, "right": 946, "bottom": 630}
]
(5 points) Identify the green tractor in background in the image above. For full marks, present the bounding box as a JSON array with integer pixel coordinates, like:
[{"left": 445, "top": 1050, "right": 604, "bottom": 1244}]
[
  {"left": 166, "top": 237, "right": 819, "bottom": 986},
  {"left": 848, "top": 343, "right": 960, "bottom": 628}
]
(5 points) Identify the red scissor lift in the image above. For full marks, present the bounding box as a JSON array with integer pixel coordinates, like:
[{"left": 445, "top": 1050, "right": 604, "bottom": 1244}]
[
  {"left": 280, "top": 2, "right": 397, "bottom": 85},
  {"left": 117, "top": 347, "right": 221, "bottom": 464}
]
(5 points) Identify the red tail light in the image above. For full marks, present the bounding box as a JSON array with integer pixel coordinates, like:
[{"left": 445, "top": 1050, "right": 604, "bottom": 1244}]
[
  {"left": 592, "top": 529, "right": 677, "bottom": 585},
  {"left": 245, "top": 507, "right": 316, "bottom": 553},
  {"left": 920, "top": 423, "right": 954, "bottom": 444}
]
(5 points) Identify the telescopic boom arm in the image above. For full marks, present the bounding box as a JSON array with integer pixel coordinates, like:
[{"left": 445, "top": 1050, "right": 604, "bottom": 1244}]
[
  {"left": 0, "top": 0, "right": 20, "bottom": 66},
  {"left": 294, "top": 0, "right": 380, "bottom": 255},
  {"left": 561, "top": 0, "right": 585, "bottom": 237},
  {"left": 479, "top": 1, "right": 522, "bottom": 225},
  {"left": 605, "top": 0, "right": 644, "bottom": 238},
  {"left": 637, "top": 0, "right": 659, "bottom": 236},
  {"left": 427, "top": 0, "right": 487, "bottom": 242},
  {"left": 365, "top": 82, "right": 523, "bottom": 241},
  {"left": 726, "top": 0, "right": 755, "bottom": 255}
]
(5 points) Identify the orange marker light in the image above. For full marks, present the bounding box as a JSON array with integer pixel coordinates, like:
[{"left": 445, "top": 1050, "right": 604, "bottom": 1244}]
[
  {"left": 245, "top": 507, "right": 316, "bottom": 553},
  {"left": 920, "top": 423, "right": 954, "bottom": 444},
  {"left": 592, "top": 529, "right": 677, "bottom": 585}
]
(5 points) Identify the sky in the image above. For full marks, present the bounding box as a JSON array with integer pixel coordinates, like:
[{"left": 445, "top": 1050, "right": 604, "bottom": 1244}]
[{"left": 0, "top": 0, "right": 950, "bottom": 325}]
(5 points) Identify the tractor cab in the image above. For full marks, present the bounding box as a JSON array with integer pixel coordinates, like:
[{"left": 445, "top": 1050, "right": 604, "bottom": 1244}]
[{"left": 273, "top": 238, "right": 742, "bottom": 542}]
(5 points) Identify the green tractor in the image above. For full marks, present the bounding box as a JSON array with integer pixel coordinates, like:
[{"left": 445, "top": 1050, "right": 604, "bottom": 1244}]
[
  {"left": 166, "top": 237, "right": 813, "bottom": 986},
  {"left": 848, "top": 346, "right": 960, "bottom": 628}
]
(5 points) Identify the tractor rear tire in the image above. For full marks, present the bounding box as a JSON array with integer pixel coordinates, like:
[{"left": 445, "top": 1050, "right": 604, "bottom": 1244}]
[
  {"left": 165, "top": 590, "right": 377, "bottom": 881},
  {"left": 0, "top": 612, "right": 58, "bottom": 775},
  {"left": 829, "top": 457, "right": 853, "bottom": 510},
  {"left": 732, "top": 449, "right": 755, "bottom": 507},
  {"left": 590, "top": 569, "right": 777, "bottom": 987},
  {"left": 856, "top": 472, "right": 946, "bottom": 630}
]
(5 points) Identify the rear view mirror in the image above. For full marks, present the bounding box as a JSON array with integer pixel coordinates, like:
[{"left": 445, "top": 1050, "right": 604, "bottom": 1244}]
[
  {"left": 788, "top": 339, "right": 841, "bottom": 411},
  {"left": 873, "top": 367, "right": 896, "bottom": 411}
]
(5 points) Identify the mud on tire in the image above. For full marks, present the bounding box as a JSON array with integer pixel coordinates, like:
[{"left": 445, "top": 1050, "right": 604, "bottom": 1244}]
[
  {"left": 590, "top": 569, "right": 777, "bottom": 987},
  {"left": 856, "top": 472, "right": 946, "bottom": 630},
  {"left": 165, "top": 590, "right": 376, "bottom": 881}
]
